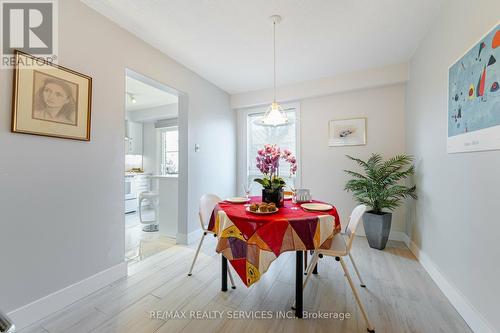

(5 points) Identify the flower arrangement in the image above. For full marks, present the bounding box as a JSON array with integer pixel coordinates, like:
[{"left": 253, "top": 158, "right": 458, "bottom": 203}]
[{"left": 254, "top": 144, "right": 297, "bottom": 192}]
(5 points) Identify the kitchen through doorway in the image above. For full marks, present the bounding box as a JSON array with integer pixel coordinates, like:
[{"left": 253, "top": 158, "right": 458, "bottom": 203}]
[{"left": 124, "top": 69, "right": 181, "bottom": 264}]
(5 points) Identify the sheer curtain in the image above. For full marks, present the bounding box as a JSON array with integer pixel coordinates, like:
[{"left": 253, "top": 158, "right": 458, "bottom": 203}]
[{"left": 246, "top": 110, "right": 298, "bottom": 195}]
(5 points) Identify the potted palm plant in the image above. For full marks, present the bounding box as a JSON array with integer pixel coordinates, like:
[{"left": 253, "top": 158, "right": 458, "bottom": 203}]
[{"left": 344, "top": 154, "right": 417, "bottom": 250}]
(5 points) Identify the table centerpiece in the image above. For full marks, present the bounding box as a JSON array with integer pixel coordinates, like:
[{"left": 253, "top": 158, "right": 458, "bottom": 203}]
[{"left": 254, "top": 144, "right": 297, "bottom": 207}]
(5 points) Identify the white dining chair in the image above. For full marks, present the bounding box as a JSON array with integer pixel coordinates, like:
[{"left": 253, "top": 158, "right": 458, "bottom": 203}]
[
  {"left": 187, "top": 194, "right": 236, "bottom": 289},
  {"left": 303, "top": 204, "right": 375, "bottom": 332}
]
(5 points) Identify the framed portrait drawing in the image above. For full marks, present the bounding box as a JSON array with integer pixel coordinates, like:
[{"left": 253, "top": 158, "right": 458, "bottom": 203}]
[
  {"left": 328, "top": 117, "right": 366, "bottom": 147},
  {"left": 11, "top": 51, "right": 92, "bottom": 141}
]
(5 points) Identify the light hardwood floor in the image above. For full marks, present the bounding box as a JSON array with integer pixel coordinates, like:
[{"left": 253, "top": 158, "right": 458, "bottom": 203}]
[
  {"left": 19, "top": 236, "right": 471, "bottom": 333},
  {"left": 125, "top": 210, "right": 175, "bottom": 263}
]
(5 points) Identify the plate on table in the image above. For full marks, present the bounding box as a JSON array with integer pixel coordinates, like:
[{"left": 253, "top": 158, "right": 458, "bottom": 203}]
[
  {"left": 246, "top": 207, "right": 279, "bottom": 215},
  {"left": 226, "top": 197, "right": 251, "bottom": 204},
  {"left": 301, "top": 203, "right": 333, "bottom": 212}
]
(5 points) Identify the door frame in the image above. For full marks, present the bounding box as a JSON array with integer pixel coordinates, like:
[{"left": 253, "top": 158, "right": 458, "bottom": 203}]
[{"left": 124, "top": 68, "right": 188, "bottom": 244}]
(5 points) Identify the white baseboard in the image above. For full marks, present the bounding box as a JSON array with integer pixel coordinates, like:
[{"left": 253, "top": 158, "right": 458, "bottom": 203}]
[
  {"left": 176, "top": 228, "right": 203, "bottom": 245},
  {"left": 406, "top": 238, "right": 495, "bottom": 333},
  {"left": 356, "top": 229, "right": 408, "bottom": 242},
  {"left": 8, "top": 262, "right": 127, "bottom": 330},
  {"left": 388, "top": 230, "right": 408, "bottom": 242}
]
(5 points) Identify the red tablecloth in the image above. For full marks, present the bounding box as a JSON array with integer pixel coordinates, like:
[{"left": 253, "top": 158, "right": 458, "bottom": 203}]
[{"left": 208, "top": 196, "right": 341, "bottom": 286}]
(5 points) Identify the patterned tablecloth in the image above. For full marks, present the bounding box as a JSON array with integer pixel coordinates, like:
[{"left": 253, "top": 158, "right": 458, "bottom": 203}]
[{"left": 208, "top": 197, "right": 341, "bottom": 287}]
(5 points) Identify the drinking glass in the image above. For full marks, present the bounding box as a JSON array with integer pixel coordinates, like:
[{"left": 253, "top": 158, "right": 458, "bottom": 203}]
[{"left": 242, "top": 182, "right": 252, "bottom": 199}]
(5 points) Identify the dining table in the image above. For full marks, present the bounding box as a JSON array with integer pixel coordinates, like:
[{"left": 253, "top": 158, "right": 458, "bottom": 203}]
[{"left": 207, "top": 196, "right": 341, "bottom": 318}]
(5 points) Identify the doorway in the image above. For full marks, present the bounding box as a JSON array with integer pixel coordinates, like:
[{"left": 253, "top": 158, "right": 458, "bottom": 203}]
[{"left": 124, "top": 69, "right": 183, "bottom": 263}]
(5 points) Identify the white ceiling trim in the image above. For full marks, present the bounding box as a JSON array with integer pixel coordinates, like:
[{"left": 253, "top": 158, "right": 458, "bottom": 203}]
[{"left": 231, "top": 63, "right": 409, "bottom": 109}]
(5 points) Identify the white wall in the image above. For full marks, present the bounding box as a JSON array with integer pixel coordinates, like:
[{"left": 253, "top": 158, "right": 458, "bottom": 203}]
[
  {"left": 0, "top": 0, "right": 236, "bottom": 325},
  {"left": 236, "top": 84, "right": 407, "bottom": 234},
  {"left": 301, "top": 84, "right": 407, "bottom": 233},
  {"left": 231, "top": 63, "right": 409, "bottom": 109},
  {"left": 405, "top": 0, "right": 500, "bottom": 331},
  {"left": 142, "top": 122, "right": 158, "bottom": 174},
  {"left": 127, "top": 104, "right": 178, "bottom": 123},
  {"left": 301, "top": 84, "right": 405, "bottom": 233}
]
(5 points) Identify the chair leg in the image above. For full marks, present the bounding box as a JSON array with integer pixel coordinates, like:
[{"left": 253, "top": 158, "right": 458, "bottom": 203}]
[
  {"left": 339, "top": 257, "right": 375, "bottom": 332},
  {"left": 188, "top": 232, "right": 206, "bottom": 276},
  {"left": 227, "top": 267, "right": 236, "bottom": 289},
  {"left": 303, "top": 253, "right": 320, "bottom": 289},
  {"left": 349, "top": 253, "right": 366, "bottom": 287}
]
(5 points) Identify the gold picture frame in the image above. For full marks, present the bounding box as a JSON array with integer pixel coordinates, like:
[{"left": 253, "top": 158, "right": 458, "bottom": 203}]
[{"left": 11, "top": 50, "right": 92, "bottom": 141}]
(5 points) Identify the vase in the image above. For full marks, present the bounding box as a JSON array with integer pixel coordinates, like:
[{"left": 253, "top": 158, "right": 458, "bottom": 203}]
[
  {"left": 262, "top": 188, "right": 284, "bottom": 207},
  {"left": 362, "top": 212, "right": 392, "bottom": 250}
]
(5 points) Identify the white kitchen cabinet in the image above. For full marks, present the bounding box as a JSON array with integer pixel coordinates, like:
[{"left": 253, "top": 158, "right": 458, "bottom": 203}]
[
  {"left": 135, "top": 174, "right": 150, "bottom": 194},
  {"left": 125, "top": 121, "right": 143, "bottom": 155}
]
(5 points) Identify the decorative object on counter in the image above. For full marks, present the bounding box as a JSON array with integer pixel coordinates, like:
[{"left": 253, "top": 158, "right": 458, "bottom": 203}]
[
  {"left": 329, "top": 117, "right": 366, "bottom": 147},
  {"left": 254, "top": 144, "right": 297, "bottom": 207},
  {"left": 344, "top": 154, "right": 417, "bottom": 250},
  {"left": 11, "top": 50, "right": 92, "bottom": 141},
  {"left": 448, "top": 23, "right": 500, "bottom": 153},
  {"left": 127, "top": 167, "right": 144, "bottom": 173}
]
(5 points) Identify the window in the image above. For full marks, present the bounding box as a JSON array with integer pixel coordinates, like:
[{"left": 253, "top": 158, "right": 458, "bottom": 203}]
[
  {"left": 159, "top": 127, "right": 179, "bottom": 175},
  {"left": 246, "top": 110, "right": 298, "bottom": 194}
]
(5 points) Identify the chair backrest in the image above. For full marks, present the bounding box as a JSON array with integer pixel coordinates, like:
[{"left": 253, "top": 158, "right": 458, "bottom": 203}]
[
  {"left": 199, "top": 194, "right": 222, "bottom": 230},
  {"left": 345, "top": 204, "right": 367, "bottom": 253}
]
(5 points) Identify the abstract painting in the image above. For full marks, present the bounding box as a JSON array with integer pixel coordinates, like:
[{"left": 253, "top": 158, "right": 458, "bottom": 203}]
[
  {"left": 448, "top": 23, "right": 500, "bottom": 153},
  {"left": 328, "top": 118, "right": 366, "bottom": 147}
]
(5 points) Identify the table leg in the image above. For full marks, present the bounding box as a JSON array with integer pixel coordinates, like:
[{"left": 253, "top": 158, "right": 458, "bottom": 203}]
[
  {"left": 221, "top": 255, "right": 228, "bottom": 292},
  {"left": 304, "top": 251, "right": 308, "bottom": 275},
  {"left": 295, "top": 251, "right": 303, "bottom": 318}
]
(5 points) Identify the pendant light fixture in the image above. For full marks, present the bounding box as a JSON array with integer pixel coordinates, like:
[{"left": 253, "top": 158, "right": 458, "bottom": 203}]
[{"left": 261, "top": 15, "right": 289, "bottom": 126}]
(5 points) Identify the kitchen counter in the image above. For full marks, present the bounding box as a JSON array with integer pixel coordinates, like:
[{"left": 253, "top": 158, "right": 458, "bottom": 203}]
[
  {"left": 150, "top": 174, "right": 178, "bottom": 179},
  {"left": 150, "top": 175, "right": 178, "bottom": 239}
]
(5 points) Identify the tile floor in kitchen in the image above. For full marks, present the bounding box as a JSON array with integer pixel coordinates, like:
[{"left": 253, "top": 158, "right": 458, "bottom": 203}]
[{"left": 125, "top": 208, "right": 175, "bottom": 264}]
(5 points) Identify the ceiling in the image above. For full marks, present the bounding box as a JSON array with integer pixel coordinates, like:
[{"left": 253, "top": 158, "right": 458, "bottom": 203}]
[
  {"left": 84, "top": 0, "right": 443, "bottom": 94},
  {"left": 126, "top": 75, "right": 178, "bottom": 111}
]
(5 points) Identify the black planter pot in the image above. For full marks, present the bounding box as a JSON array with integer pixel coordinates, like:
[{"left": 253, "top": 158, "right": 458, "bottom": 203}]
[
  {"left": 262, "top": 188, "right": 284, "bottom": 207},
  {"left": 362, "top": 211, "right": 392, "bottom": 250}
]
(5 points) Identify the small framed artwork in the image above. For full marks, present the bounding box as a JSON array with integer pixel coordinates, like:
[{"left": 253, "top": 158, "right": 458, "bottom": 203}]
[
  {"left": 328, "top": 117, "right": 367, "bottom": 147},
  {"left": 11, "top": 50, "right": 92, "bottom": 141}
]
